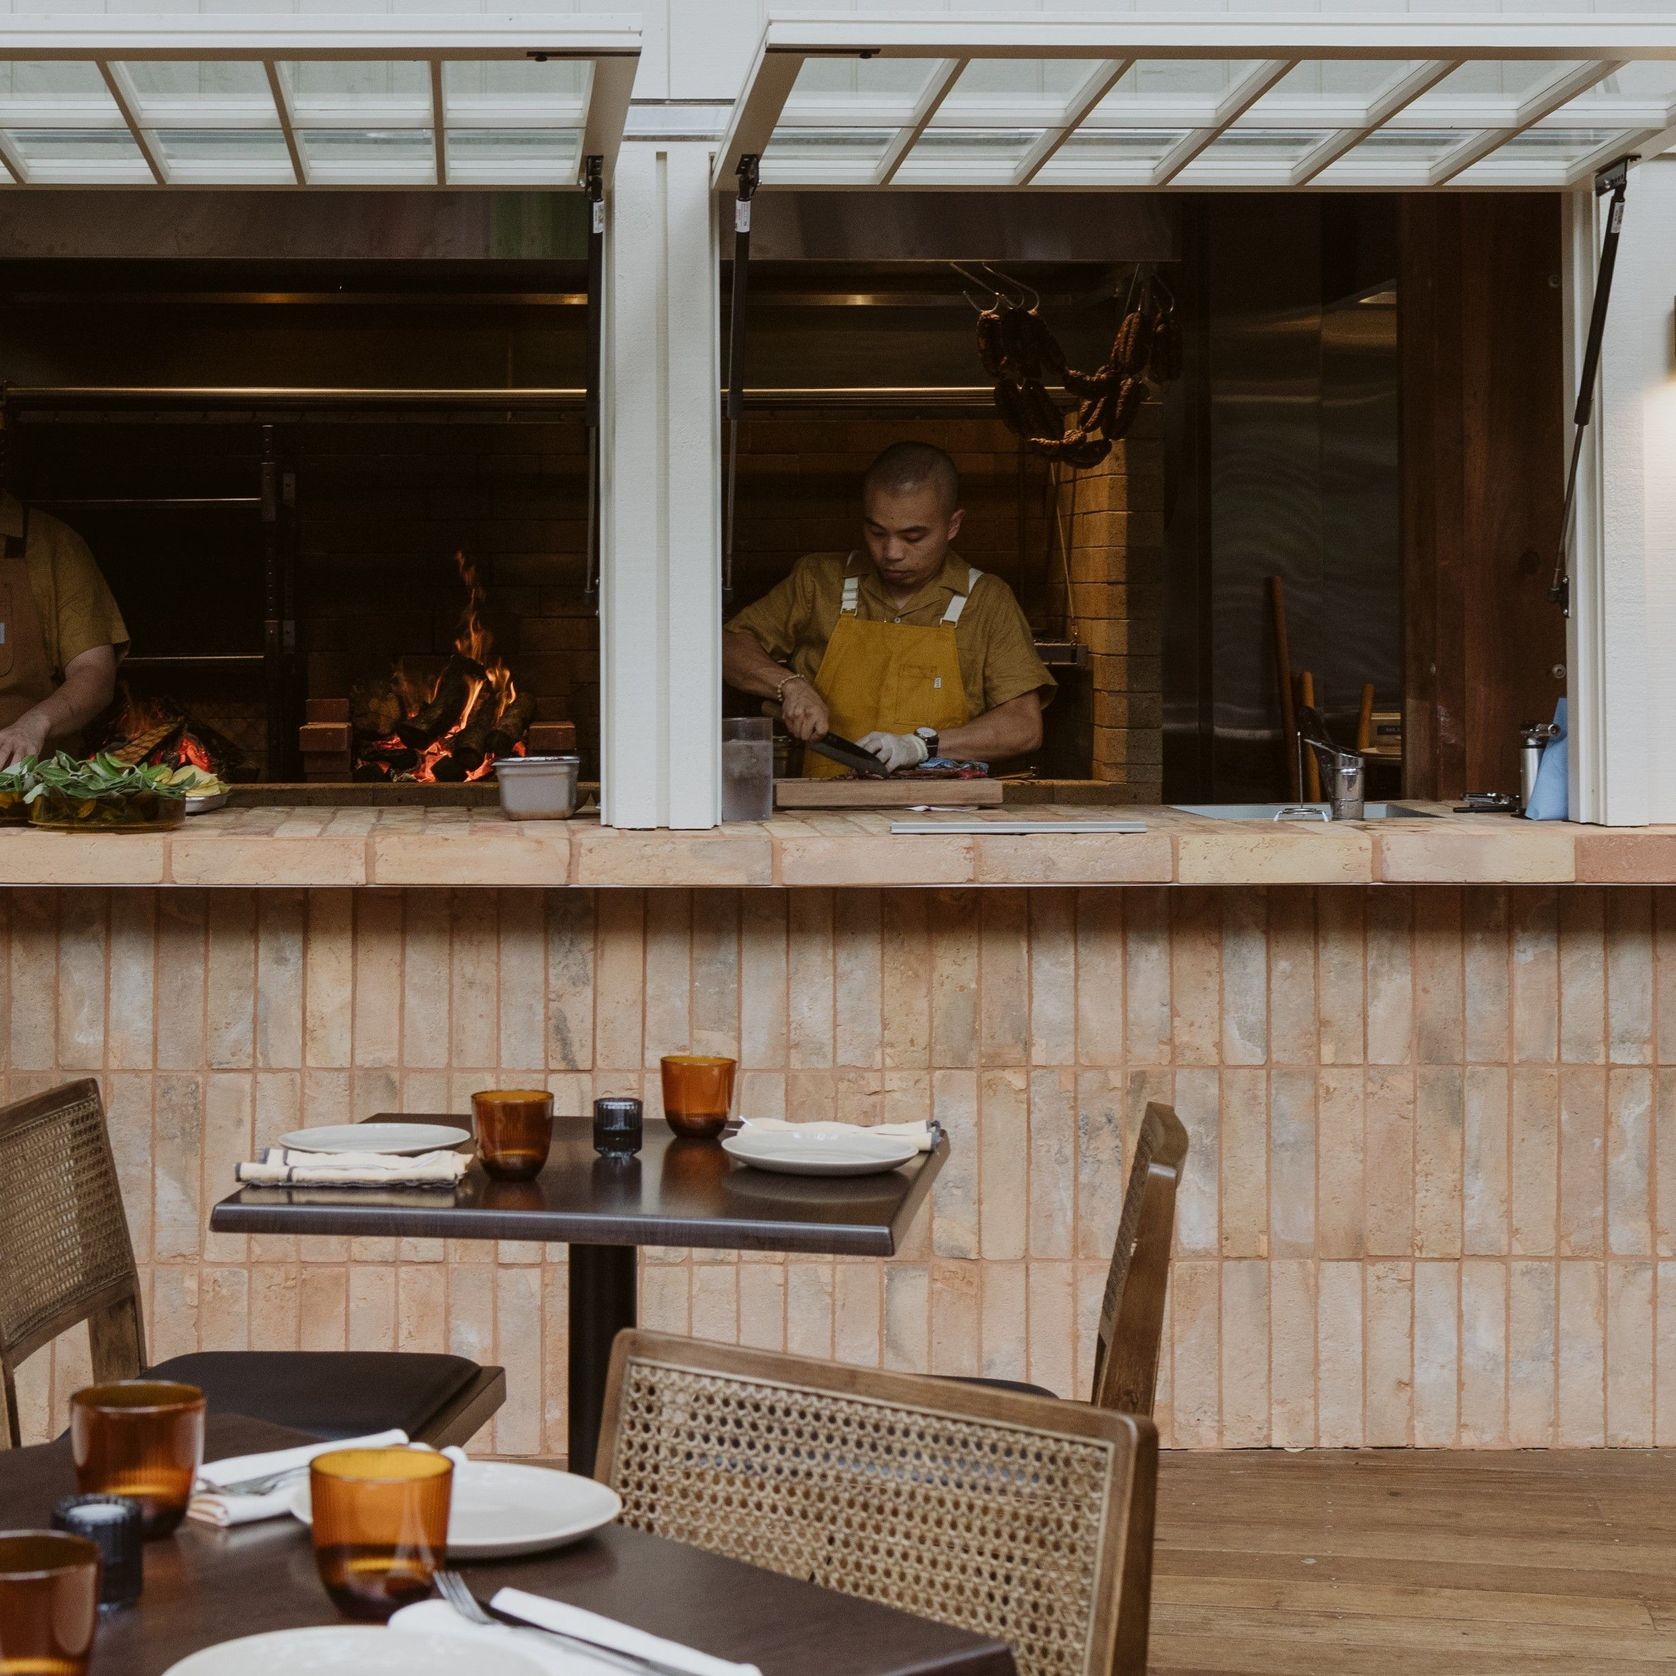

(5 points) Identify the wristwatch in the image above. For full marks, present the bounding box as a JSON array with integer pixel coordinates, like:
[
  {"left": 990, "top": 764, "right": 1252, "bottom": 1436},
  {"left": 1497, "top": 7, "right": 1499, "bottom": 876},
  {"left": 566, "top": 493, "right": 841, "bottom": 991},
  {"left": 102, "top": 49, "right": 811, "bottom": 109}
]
[{"left": 913, "top": 727, "right": 939, "bottom": 759}]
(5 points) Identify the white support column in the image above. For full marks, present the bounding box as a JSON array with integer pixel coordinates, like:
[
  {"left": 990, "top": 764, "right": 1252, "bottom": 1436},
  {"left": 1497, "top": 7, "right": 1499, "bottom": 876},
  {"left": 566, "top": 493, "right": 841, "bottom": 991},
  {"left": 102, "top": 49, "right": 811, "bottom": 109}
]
[
  {"left": 1568, "top": 154, "right": 1676, "bottom": 826},
  {"left": 599, "top": 138, "right": 723, "bottom": 828}
]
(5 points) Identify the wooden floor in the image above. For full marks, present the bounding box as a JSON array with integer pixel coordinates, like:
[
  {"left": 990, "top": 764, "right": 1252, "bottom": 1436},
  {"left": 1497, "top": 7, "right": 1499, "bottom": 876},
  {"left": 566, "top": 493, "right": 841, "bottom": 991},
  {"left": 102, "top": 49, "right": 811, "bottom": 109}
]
[{"left": 1151, "top": 1449, "right": 1676, "bottom": 1675}]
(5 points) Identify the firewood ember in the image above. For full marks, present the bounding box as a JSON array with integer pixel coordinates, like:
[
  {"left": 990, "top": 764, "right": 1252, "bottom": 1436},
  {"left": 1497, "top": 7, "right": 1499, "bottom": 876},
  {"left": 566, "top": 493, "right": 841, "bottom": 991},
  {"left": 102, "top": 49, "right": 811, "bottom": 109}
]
[
  {"left": 445, "top": 684, "right": 503, "bottom": 771},
  {"left": 396, "top": 654, "right": 486, "bottom": 748},
  {"left": 353, "top": 761, "right": 393, "bottom": 783},
  {"left": 109, "top": 719, "right": 184, "bottom": 764}
]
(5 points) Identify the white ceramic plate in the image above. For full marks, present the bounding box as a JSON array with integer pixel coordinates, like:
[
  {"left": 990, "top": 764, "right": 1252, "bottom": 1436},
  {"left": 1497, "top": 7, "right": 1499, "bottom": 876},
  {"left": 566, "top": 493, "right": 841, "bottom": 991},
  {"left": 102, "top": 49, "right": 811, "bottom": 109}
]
[
  {"left": 277, "top": 1123, "right": 471, "bottom": 1156},
  {"left": 722, "top": 1125, "right": 919, "bottom": 1177},
  {"left": 290, "top": 1461, "right": 622, "bottom": 1559},
  {"left": 163, "top": 1625, "right": 547, "bottom": 1676}
]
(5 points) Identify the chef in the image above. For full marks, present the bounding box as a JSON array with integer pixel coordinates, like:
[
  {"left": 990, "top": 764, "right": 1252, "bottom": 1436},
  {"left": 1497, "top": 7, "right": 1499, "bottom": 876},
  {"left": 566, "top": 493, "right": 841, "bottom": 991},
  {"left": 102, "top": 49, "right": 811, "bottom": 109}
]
[
  {"left": 0, "top": 491, "right": 128, "bottom": 769},
  {"left": 722, "top": 442, "right": 1053, "bottom": 774}
]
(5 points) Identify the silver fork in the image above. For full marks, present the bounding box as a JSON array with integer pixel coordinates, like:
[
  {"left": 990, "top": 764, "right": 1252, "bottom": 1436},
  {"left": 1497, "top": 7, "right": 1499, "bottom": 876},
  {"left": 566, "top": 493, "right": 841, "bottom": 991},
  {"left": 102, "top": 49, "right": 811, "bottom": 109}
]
[
  {"left": 434, "top": 1568, "right": 692, "bottom": 1676},
  {"left": 195, "top": 1464, "right": 309, "bottom": 1498}
]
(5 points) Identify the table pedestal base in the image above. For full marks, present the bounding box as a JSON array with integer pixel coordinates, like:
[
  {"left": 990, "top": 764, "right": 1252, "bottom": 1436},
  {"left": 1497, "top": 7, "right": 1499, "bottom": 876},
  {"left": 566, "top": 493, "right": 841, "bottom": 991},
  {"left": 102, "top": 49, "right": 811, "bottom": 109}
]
[{"left": 568, "top": 1242, "right": 638, "bottom": 1476}]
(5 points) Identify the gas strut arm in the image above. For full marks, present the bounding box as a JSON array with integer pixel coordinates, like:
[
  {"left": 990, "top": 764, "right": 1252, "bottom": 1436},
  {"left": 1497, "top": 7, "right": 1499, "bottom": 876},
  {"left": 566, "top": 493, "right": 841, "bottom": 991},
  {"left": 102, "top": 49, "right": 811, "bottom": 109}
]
[
  {"left": 582, "top": 153, "right": 604, "bottom": 609},
  {"left": 722, "top": 154, "right": 760, "bottom": 609},
  {"left": 1551, "top": 153, "right": 1635, "bottom": 617}
]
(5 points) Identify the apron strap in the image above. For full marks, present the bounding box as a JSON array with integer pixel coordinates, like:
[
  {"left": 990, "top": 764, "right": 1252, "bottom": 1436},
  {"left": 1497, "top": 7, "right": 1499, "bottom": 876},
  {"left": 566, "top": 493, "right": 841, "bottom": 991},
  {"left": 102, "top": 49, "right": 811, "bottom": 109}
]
[{"left": 941, "top": 566, "right": 982, "bottom": 626}]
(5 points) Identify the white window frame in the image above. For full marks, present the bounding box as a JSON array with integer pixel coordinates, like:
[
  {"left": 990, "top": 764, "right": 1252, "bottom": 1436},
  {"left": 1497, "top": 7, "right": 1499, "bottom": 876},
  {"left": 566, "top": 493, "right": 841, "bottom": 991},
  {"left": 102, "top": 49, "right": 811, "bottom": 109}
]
[
  {"left": 0, "top": 14, "right": 639, "bottom": 188},
  {"left": 718, "top": 14, "right": 1676, "bottom": 192}
]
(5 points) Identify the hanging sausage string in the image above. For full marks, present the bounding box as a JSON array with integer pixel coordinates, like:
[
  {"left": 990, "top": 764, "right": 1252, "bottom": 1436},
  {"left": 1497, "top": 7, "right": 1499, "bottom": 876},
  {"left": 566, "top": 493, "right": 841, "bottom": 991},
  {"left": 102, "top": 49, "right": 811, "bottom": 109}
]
[{"left": 954, "top": 261, "right": 1180, "bottom": 469}]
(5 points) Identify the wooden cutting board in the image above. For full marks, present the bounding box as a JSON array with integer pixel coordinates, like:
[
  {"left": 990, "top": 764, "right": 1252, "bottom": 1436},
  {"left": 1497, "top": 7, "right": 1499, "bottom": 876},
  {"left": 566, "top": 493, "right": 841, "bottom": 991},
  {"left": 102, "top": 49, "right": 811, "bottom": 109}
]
[{"left": 774, "top": 777, "right": 1004, "bottom": 808}]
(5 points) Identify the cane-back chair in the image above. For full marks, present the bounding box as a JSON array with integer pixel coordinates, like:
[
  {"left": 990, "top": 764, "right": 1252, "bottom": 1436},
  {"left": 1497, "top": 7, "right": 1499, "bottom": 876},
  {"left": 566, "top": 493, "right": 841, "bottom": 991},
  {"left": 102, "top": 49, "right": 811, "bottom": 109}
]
[
  {"left": 597, "top": 1330, "right": 1159, "bottom": 1676},
  {"left": 0, "top": 1080, "right": 503, "bottom": 1450}
]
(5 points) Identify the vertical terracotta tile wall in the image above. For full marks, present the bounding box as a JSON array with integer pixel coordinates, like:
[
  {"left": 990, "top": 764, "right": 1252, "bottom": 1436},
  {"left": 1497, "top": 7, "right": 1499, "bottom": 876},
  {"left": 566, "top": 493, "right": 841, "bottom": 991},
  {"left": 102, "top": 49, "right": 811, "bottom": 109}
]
[
  {"left": 5, "top": 884, "right": 1673, "bottom": 1457},
  {"left": 1047, "top": 411, "right": 1165, "bottom": 794}
]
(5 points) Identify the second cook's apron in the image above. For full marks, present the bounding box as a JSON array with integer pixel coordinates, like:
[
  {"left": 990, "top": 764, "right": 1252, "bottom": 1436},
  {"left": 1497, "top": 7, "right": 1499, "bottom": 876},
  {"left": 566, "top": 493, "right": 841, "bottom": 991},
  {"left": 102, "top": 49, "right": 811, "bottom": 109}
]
[
  {"left": 0, "top": 515, "right": 56, "bottom": 730},
  {"left": 806, "top": 555, "right": 979, "bottom": 778}
]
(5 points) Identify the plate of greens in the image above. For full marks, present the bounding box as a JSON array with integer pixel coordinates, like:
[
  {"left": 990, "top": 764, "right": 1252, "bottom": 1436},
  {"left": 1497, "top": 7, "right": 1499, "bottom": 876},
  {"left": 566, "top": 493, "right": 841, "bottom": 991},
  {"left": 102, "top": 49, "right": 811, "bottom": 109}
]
[{"left": 15, "top": 752, "right": 198, "bottom": 830}]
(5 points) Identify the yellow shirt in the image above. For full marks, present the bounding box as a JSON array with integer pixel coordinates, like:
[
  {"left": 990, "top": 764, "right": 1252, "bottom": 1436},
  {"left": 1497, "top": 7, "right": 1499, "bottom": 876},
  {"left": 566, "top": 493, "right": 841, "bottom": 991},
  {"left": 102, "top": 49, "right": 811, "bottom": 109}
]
[
  {"left": 0, "top": 493, "right": 130, "bottom": 678},
  {"left": 726, "top": 550, "right": 1054, "bottom": 719}
]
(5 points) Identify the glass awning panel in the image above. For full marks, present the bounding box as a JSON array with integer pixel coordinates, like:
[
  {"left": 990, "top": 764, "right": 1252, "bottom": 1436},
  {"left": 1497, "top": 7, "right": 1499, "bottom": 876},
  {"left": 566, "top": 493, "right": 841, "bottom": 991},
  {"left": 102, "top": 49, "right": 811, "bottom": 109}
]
[
  {"left": 722, "top": 14, "right": 1676, "bottom": 191},
  {"left": 0, "top": 13, "right": 637, "bottom": 188}
]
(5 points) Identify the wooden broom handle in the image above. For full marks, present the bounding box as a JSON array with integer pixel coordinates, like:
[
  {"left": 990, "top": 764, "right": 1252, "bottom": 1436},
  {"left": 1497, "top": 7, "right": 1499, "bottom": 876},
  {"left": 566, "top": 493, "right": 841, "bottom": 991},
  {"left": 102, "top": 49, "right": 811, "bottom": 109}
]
[{"left": 1267, "top": 576, "right": 1299, "bottom": 799}]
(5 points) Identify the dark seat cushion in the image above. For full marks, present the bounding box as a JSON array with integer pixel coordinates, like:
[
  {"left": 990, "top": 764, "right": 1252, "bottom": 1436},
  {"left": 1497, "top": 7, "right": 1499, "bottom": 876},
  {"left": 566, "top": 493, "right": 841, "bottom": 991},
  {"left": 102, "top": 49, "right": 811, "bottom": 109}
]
[
  {"left": 939, "top": 1374, "right": 1058, "bottom": 1400},
  {"left": 145, "top": 1352, "right": 481, "bottom": 1442}
]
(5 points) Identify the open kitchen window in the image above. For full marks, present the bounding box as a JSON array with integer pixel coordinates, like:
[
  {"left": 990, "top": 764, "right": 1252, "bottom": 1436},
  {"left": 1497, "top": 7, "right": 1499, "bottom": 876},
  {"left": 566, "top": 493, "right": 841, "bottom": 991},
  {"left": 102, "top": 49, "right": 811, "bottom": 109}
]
[
  {"left": 711, "top": 14, "right": 1676, "bottom": 820},
  {"left": 0, "top": 14, "right": 635, "bottom": 796}
]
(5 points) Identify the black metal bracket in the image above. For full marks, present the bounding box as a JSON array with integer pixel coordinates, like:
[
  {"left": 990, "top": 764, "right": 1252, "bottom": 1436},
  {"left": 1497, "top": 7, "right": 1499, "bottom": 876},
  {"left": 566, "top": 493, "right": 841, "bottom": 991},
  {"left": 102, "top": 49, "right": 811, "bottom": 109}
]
[
  {"left": 582, "top": 153, "right": 605, "bottom": 610},
  {"left": 1551, "top": 152, "right": 1637, "bottom": 616},
  {"left": 723, "top": 154, "right": 760, "bottom": 609}
]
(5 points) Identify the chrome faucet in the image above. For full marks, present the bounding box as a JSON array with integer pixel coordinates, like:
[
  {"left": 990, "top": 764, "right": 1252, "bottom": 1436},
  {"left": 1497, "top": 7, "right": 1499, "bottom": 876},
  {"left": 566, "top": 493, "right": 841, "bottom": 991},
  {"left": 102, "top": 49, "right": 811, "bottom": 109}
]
[{"left": 1297, "top": 705, "right": 1365, "bottom": 821}]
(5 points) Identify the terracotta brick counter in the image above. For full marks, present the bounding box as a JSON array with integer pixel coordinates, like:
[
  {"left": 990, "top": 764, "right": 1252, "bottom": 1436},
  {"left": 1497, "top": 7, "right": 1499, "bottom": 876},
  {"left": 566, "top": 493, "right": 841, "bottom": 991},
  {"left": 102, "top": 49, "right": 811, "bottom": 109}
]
[{"left": 0, "top": 803, "right": 1667, "bottom": 889}]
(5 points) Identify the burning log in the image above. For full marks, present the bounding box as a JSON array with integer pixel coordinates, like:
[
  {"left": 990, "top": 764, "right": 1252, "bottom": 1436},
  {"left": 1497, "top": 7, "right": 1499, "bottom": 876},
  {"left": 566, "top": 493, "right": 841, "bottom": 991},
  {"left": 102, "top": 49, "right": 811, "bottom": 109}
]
[
  {"left": 443, "top": 685, "right": 502, "bottom": 772},
  {"left": 350, "top": 677, "right": 406, "bottom": 741},
  {"left": 396, "top": 654, "right": 485, "bottom": 749},
  {"left": 482, "top": 692, "right": 536, "bottom": 764}
]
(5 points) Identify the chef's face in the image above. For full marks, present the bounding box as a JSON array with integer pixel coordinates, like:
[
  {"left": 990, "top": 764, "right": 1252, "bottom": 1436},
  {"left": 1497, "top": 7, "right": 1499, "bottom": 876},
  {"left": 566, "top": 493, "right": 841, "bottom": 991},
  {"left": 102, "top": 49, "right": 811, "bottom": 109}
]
[{"left": 862, "top": 483, "right": 964, "bottom": 594}]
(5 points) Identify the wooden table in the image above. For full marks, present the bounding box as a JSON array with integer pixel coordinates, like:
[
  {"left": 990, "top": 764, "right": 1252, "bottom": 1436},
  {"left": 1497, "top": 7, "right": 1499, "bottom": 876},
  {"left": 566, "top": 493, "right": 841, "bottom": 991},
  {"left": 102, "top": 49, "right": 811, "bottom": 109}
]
[
  {"left": 211, "top": 1118, "right": 947, "bottom": 1474},
  {"left": 0, "top": 1414, "right": 1012, "bottom": 1676}
]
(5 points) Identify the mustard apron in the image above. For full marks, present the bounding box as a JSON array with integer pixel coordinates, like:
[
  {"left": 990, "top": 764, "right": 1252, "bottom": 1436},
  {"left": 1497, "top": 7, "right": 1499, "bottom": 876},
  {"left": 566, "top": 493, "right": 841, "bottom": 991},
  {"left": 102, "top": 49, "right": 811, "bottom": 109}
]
[{"left": 806, "top": 555, "right": 978, "bottom": 778}]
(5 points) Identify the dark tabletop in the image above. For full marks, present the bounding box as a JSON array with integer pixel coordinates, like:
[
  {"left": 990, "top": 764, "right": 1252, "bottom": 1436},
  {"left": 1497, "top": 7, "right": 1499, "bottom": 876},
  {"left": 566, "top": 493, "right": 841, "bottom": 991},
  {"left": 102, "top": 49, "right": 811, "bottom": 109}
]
[
  {"left": 210, "top": 1118, "right": 947, "bottom": 1256},
  {"left": 0, "top": 1413, "right": 1013, "bottom": 1676}
]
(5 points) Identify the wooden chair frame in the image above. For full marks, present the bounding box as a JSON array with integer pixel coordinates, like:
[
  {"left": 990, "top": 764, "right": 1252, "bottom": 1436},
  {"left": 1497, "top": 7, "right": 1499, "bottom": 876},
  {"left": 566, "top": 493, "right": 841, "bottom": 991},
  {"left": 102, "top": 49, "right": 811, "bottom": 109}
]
[
  {"left": 598, "top": 1329, "right": 1159, "bottom": 1676},
  {"left": 0, "top": 1080, "right": 145, "bottom": 1448},
  {"left": 0, "top": 1078, "right": 501, "bottom": 1450},
  {"left": 1091, "top": 1101, "right": 1189, "bottom": 1416}
]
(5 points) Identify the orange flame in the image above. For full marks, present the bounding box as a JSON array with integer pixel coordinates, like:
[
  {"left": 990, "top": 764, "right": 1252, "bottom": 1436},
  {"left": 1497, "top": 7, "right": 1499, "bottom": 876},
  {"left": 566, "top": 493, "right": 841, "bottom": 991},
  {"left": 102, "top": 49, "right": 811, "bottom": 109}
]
[{"left": 359, "top": 550, "right": 524, "bottom": 783}]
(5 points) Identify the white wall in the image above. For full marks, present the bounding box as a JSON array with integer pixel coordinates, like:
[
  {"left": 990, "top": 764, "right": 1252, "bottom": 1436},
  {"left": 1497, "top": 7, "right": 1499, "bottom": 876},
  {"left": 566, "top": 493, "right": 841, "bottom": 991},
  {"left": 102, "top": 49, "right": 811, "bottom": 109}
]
[{"left": 1573, "top": 154, "right": 1676, "bottom": 825}]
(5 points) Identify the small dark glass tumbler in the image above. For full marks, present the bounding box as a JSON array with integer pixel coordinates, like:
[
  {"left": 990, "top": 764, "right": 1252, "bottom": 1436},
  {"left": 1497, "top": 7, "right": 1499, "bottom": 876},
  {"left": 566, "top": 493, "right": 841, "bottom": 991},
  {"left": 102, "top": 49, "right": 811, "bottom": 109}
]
[
  {"left": 51, "top": 1497, "right": 142, "bottom": 1610},
  {"left": 309, "top": 1448, "right": 453, "bottom": 1623},
  {"left": 69, "top": 1381, "right": 205, "bottom": 1540},
  {"left": 593, "top": 1096, "right": 644, "bottom": 1156},
  {"left": 471, "top": 1088, "right": 554, "bottom": 1181},
  {"left": 0, "top": 1531, "right": 101, "bottom": 1675}
]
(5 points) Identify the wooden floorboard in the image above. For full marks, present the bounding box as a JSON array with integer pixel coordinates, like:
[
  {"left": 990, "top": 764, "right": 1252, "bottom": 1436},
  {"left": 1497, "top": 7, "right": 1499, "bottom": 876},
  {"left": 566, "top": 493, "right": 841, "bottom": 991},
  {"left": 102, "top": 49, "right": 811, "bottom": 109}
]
[{"left": 1151, "top": 1449, "right": 1676, "bottom": 1676}]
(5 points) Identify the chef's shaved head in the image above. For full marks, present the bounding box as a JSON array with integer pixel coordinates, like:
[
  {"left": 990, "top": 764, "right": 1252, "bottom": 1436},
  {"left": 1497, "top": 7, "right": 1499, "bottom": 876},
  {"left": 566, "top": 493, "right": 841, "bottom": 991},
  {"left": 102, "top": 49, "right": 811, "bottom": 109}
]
[{"left": 863, "top": 442, "right": 960, "bottom": 516}]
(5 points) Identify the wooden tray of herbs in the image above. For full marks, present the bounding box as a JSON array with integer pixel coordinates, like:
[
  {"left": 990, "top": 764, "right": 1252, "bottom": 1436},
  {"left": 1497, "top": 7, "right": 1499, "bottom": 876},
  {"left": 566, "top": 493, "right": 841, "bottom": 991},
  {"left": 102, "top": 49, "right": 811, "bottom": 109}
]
[{"left": 0, "top": 753, "right": 225, "bottom": 830}]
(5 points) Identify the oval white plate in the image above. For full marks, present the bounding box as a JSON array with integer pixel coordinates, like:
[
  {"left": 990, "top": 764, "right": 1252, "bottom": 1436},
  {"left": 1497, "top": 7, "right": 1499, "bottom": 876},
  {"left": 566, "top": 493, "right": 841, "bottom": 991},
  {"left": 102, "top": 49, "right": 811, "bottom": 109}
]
[
  {"left": 722, "top": 1126, "right": 919, "bottom": 1177},
  {"left": 290, "top": 1461, "right": 621, "bottom": 1559},
  {"left": 163, "top": 1625, "right": 547, "bottom": 1676},
  {"left": 277, "top": 1123, "right": 471, "bottom": 1157}
]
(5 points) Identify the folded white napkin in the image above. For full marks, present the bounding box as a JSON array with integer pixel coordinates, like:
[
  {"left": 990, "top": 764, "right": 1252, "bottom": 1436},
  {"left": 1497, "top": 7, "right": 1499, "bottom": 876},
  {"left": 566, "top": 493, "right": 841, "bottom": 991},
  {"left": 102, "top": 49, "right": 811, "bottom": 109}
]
[
  {"left": 738, "top": 1118, "right": 935, "bottom": 1153},
  {"left": 234, "top": 1147, "right": 469, "bottom": 1188},
  {"left": 188, "top": 1428, "right": 409, "bottom": 1527},
  {"left": 391, "top": 1596, "right": 762, "bottom": 1676}
]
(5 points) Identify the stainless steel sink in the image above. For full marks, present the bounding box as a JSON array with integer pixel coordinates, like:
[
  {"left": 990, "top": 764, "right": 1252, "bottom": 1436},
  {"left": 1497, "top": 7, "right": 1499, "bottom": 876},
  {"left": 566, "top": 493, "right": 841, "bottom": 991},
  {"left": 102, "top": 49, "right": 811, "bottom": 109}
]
[{"left": 1170, "top": 802, "right": 1438, "bottom": 822}]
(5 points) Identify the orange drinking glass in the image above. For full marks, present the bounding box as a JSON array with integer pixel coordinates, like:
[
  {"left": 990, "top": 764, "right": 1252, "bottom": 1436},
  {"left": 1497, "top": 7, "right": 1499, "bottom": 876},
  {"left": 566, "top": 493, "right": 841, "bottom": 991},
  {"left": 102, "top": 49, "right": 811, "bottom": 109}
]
[
  {"left": 472, "top": 1088, "right": 554, "bottom": 1181},
  {"left": 309, "top": 1448, "right": 453, "bottom": 1623},
  {"left": 0, "top": 1532, "right": 100, "bottom": 1676},
  {"left": 659, "top": 1055, "right": 737, "bottom": 1139},
  {"left": 70, "top": 1381, "right": 205, "bottom": 1540}
]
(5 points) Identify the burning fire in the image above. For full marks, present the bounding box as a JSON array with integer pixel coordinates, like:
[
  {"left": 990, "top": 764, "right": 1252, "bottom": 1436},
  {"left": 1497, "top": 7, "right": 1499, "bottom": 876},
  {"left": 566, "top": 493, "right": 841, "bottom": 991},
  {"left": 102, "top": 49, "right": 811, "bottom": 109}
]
[
  {"left": 103, "top": 689, "right": 234, "bottom": 775},
  {"left": 361, "top": 550, "right": 528, "bottom": 784}
]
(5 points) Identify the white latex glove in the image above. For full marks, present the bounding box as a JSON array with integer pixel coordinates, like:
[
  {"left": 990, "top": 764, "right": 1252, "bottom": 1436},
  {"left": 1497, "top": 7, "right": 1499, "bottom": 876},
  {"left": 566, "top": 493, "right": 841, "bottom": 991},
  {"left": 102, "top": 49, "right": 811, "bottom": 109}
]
[{"left": 858, "top": 730, "right": 930, "bottom": 773}]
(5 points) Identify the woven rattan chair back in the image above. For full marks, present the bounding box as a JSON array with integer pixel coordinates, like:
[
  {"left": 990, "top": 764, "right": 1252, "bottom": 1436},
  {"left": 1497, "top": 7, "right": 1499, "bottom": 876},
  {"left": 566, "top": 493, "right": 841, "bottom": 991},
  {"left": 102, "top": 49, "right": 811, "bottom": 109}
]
[
  {"left": 598, "top": 1331, "right": 1159, "bottom": 1676},
  {"left": 1090, "top": 1101, "right": 1188, "bottom": 1417},
  {"left": 0, "top": 1079, "right": 145, "bottom": 1448}
]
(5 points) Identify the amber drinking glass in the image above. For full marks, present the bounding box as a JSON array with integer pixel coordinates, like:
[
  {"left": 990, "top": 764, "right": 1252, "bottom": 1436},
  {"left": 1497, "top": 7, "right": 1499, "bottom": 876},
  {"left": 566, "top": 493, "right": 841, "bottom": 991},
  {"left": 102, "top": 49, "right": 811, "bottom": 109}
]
[
  {"left": 472, "top": 1088, "right": 554, "bottom": 1181},
  {"left": 309, "top": 1448, "right": 453, "bottom": 1623},
  {"left": 660, "top": 1055, "right": 737, "bottom": 1139},
  {"left": 70, "top": 1382, "right": 205, "bottom": 1540},
  {"left": 0, "top": 1533, "right": 100, "bottom": 1676}
]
